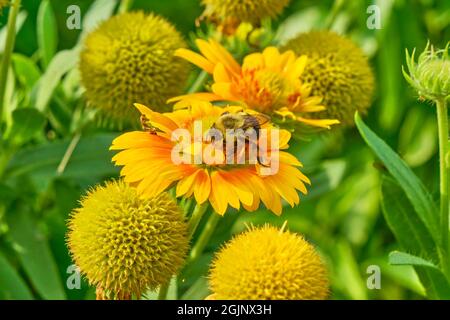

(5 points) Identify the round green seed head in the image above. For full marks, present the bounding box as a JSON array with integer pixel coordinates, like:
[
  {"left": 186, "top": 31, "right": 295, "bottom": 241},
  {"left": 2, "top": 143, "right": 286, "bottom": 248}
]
[
  {"left": 202, "top": 0, "right": 290, "bottom": 25},
  {"left": 80, "top": 12, "right": 189, "bottom": 128},
  {"left": 67, "top": 180, "right": 189, "bottom": 299},
  {"left": 282, "top": 31, "right": 375, "bottom": 126}
]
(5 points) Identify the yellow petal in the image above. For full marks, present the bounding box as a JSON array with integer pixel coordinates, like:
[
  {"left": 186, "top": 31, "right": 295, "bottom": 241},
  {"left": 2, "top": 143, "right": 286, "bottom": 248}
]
[
  {"left": 222, "top": 171, "right": 254, "bottom": 206},
  {"left": 134, "top": 103, "right": 179, "bottom": 133},
  {"left": 208, "top": 39, "right": 241, "bottom": 75},
  {"left": 263, "top": 47, "right": 281, "bottom": 70},
  {"left": 211, "top": 82, "right": 236, "bottom": 100},
  {"left": 193, "top": 169, "right": 211, "bottom": 204},
  {"left": 213, "top": 63, "right": 231, "bottom": 83},
  {"left": 175, "top": 48, "right": 215, "bottom": 74},
  {"left": 209, "top": 171, "right": 229, "bottom": 215},
  {"left": 168, "top": 93, "right": 222, "bottom": 104},
  {"left": 279, "top": 151, "right": 302, "bottom": 166},
  {"left": 280, "top": 50, "right": 296, "bottom": 71},
  {"left": 296, "top": 116, "right": 340, "bottom": 129},
  {"left": 290, "top": 55, "right": 308, "bottom": 79},
  {"left": 176, "top": 169, "right": 200, "bottom": 198},
  {"left": 242, "top": 52, "right": 264, "bottom": 70}
]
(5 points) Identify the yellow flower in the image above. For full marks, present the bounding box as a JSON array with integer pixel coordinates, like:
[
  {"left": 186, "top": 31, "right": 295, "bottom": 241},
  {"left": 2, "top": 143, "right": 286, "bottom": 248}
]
[
  {"left": 209, "top": 225, "right": 329, "bottom": 300},
  {"left": 282, "top": 31, "right": 375, "bottom": 126},
  {"left": 110, "top": 101, "right": 310, "bottom": 215},
  {"left": 200, "top": 0, "right": 290, "bottom": 34},
  {"left": 170, "top": 39, "right": 339, "bottom": 129},
  {"left": 80, "top": 12, "right": 189, "bottom": 128},
  {"left": 67, "top": 180, "right": 189, "bottom": 300}
]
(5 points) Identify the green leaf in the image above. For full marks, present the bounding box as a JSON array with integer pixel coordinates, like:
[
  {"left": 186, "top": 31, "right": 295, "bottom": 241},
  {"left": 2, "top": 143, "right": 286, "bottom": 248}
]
[
  {"left": 398, "top": 107, "right": 437, "bottom": 167},
  {"left": 36, "top": 48, "right": 79, "bottom": 112},
  {"left": 0, "top": 252, "right": 33, "bottom": 300},
  {"left": 274, "top": 7, "right": 325, "bottom": 43},
  {"left": 7, "top": 208, "right": 66, "bottom": 300},
  {"left": 381, "top": 176, "right": 437, "bottom": 260},
  {"left": 374, "top": 258, "right": 426, "bottom": 296},
  {"left": 12, "top": 54, "right": 41, "bottom": 90},
  {"left": 389, "top": 251, "right": 438, "bottom": 269},
  {"left": 382, "top": 177, "right": 450, "bottom": 299},
  {"left": 5, "top": 108, "right": 46, "bottom": 146},
  {"left": 181, "top": 277, "right": 210, "bottom": 300},
  {"left": 377, "top": 12, "right": 404, "bottom": 132},
  {"left": 37, "top": 0, "right": 58, "bottom": 68},
  {"left": 5, "top": 133, "right": 119, "bottom": 189},
  {"left": 355, "top": 113, "right": 439, "bottom": 241},
  {"left": 334, "top": 241, "right": 368, "bottom": 300},
  {"left": 78, "top": 0, "right": 118, "bottom": 43}
]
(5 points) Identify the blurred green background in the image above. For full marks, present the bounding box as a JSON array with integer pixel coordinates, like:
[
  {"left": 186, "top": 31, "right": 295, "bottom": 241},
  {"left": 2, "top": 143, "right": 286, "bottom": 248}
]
[{"left": 0, "top": 0, "right": 449, "bottom": 300}]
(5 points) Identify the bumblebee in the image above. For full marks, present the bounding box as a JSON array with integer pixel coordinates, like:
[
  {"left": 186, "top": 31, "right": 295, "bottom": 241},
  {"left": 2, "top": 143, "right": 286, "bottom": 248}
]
[
  {"left": 211, "top": 111, "right": 270, "bottom": 137},
  {"left": 210, "top": 111, "right": 271, "bottom": 165}
]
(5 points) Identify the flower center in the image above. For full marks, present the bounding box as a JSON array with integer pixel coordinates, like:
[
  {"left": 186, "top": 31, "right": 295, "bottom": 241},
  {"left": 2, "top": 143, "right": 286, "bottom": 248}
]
[{"left": 234, "top": 69, "right": 288, "bottom": 112}]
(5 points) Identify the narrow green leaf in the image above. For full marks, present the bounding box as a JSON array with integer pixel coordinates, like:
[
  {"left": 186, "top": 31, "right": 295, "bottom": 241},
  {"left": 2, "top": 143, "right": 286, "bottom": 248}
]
[
  {"left": 12, "top": 54, "right": 41, "bottom": 90},
  {"left": 334, "top": 241, "right": 368, "bottom": 300},
  {"left": 0, "top": 252, "right": 33, "bottom": 300},
  {"left": 35, "top": 48, "right": 79, "bottom": 111},
  {"left": 5, "top": 108, "right": 46, "bottom": 145},
  {"left": 382, "top": 177, "right": 450, "bottom": 299},
  {"left": 37, "top": 0, "right": 58, "bottom": 68},
  {"left": 355, "top": 113, "right": 439, "bottom": 241},
  {"left": 389, "top": 251, "right": 438, "bottom": 269},
  {"left": 374, "top": 259, "right": 426, "bottom": 296},
  {"left": 381, "top": 176, "right": 437, "bottom": 260},
  {"left": 78, "top": 0, "right": 118, "bottom": 43},
  {"left": 181, "top": 278, "right": 210, "bottom": 300},
  {"left": 7, "top": 209, "right": 66, "bottom": 300},
  {"left": 5, "top": 133, "right": 119, "bottom": 189}
]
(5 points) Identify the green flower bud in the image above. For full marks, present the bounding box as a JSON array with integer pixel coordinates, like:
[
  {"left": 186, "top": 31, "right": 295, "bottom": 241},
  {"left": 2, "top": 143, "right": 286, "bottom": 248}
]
[{"left": 403, "top": 42, "right": 450, "bottom": 101}]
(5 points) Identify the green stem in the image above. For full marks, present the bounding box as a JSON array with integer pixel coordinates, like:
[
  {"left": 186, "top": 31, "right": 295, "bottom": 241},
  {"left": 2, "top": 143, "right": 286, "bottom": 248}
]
[
  {"left": 157, "top": 202, "right": 209, "bottom": 300},
  {"left": 188, "top": 71, "right": 208, "bottom": 94},
  {"left": 56, "top": 133, "right": 81, "bottom": 175},
  {"left": 118, "top": 0, "right": 134, "bottom": 14},
  {"left": 188, "top": 212, "right": 221, "bottom": 263},
  {"left": 436, "top": 98, "right": 449, "bottom": 277},
  {"left": 0, "top": 0, "right": 21, "bottom": 125},
  {"left": 324, "top": 0, "right": 345, "bottom": 30},
  {"left": 188, "top": 202, "right": 209, "bottom": 239},
  {"left": 157, "top": 282, "right": 169, "bottom": 300}
]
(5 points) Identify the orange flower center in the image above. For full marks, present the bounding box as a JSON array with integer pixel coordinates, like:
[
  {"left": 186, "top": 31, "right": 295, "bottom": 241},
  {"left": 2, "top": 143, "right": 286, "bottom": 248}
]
[{"left": 232, "top": 68, "right": 300, "bottom": 113}]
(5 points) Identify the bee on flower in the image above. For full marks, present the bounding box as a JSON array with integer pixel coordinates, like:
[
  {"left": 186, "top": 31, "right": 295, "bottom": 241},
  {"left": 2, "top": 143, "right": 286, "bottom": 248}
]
[{"left": 110, "top": 101, "right": 310, "bottom": 215}]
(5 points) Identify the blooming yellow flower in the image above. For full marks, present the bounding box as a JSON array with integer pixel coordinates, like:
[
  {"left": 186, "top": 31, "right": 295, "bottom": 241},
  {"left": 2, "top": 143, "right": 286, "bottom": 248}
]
[
  {"left": 170, "top": 39, "right": 339, "bottom": 129},
  {"left": 110, "top": 101, "right": 310, "bottom": 215},
  {"left": 209, "top": 225, "right": 329, "bottom": 300}
]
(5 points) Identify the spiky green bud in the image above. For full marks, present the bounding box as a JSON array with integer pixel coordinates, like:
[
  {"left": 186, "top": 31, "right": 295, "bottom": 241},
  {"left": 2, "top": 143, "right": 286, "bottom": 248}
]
[{"left": 403, "top": 42, "right": 450, "bottom": 101}]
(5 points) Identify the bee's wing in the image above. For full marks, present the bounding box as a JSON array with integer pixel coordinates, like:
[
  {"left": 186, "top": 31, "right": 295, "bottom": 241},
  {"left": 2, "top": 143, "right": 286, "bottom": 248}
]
[{"left": 242, "top": 113, "right": 271, "bottom": 129}]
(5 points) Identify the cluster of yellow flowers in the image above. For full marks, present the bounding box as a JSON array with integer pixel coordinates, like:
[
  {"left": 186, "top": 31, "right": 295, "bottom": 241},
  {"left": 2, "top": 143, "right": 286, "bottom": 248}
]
[{"left": 67, "top": 0, "right": 374, "bottom": 300}]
